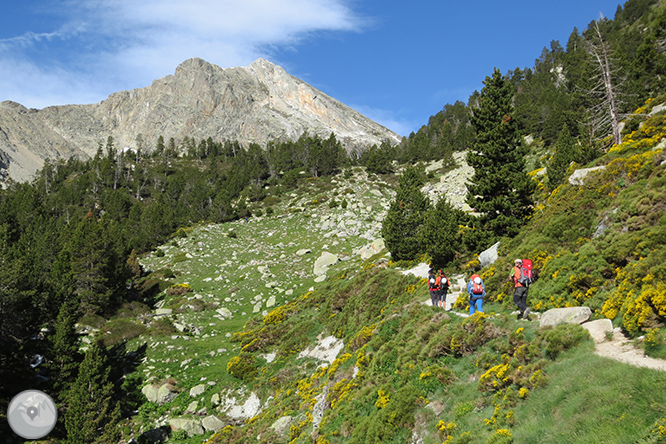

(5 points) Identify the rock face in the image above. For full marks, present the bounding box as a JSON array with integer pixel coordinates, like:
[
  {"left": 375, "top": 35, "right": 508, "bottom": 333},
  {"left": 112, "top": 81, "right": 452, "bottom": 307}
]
[{"left": 0, "top": 58, "right": 401, "bottom": 183}]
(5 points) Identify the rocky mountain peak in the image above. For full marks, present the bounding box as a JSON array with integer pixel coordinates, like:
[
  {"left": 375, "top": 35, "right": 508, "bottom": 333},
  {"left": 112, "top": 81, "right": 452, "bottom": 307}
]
[{"left": 0, "top": 58, "right": 401, "bottom": 183}]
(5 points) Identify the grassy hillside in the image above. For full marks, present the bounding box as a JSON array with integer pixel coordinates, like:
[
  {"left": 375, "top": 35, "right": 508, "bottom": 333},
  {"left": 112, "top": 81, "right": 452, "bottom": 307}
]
[{"left": 99, "top": 101, "right": 666, "bottom": 444}]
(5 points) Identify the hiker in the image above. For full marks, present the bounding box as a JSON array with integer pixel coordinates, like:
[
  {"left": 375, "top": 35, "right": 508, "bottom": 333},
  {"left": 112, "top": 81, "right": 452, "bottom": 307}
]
[
  {"left": 437, "top": 270, "right": 450, "bottom": 309},
  {"left": 467, "top": 274, "right": 485, "bottom": 315},
  {"left": 428, "top": 269, "right": 439, "bottom": 306},
  {"left": 512, "top": 259, "right": 531, "bottom": 319}
]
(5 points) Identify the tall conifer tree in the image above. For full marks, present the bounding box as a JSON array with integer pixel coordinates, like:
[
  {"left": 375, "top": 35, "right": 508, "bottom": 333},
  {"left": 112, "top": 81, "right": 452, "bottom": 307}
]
[
  {"left": 420, "top": 198, "right": 463, "bottom": 269},
  {"left": 381, "top": 166, "right": 431, "bottom": 262},
  {"left": 466, "top": 68, "right": 534, "bottom": 239},
  {"left": 64, "top": 340, "right": 120, "bottom": 444},
  {"left": 46, "top": 301, "right": 81, "bottom": 396},
  {"left": 548, "top": 123, "right": 578, "bottom": 188}
]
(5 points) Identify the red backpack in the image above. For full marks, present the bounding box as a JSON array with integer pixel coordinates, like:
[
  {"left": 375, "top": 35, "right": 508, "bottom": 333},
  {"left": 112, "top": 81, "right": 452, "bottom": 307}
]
[
  {"left": 518, "top": 259, "right": 533, "bottom": 287},
  {"left": 437, "top": 271, "right": 450, "bottom": 290},
  {"left": 470, "top": 274, "right": 484, "bottom": 295}
]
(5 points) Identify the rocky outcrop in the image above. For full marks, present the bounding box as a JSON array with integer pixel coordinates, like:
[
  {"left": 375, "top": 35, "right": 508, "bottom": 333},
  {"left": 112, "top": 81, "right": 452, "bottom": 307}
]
[{"left": 0, "top": 58, "right": 401, "bottom": 183}]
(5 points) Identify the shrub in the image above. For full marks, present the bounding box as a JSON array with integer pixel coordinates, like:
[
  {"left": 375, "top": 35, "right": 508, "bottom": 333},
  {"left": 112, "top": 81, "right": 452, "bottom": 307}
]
[
  {"left": 148, "top": 317, "right": 177, "bottom": 336},
  {"left": 644, "top": 328, "right": 666, "bottom": 360},
  {"left": 539, "top": 323, "right": 590, "bottom": 359},
  {"left": 226, "top": 353, "right": 258, "bottom": 381},
  {"left": 102, "top": 318, "right": 147, "bottom": 346},
  {"left": 165, "top": 283, "right": 192, "bottom": 296}
]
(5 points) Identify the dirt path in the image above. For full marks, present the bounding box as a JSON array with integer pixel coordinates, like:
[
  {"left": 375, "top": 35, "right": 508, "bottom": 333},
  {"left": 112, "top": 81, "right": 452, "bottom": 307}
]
[{"left": 594, "top": 330, "right": 666, "bottom": 371}]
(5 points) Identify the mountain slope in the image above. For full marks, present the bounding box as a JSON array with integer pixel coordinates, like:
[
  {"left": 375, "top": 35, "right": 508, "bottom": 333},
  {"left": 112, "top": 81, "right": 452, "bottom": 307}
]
[{"left": 0, "top": 58, "right": 401, "bottom": 183}]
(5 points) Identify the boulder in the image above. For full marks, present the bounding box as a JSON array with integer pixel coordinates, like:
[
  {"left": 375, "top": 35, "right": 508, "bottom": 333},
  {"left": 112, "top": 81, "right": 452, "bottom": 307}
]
[
  {"left": 216, "top": 307, "right": 232, "bottom": 318},
  {"left": 202, "top": 415, "right": 226, "bottom": 432},
  {"left": 359, "top": 238, "right": 386, "bottom": 260},
  {"left": 225, "top": 392, "right": 262, "bottom": 420},
  {"left": 270, "top": 416, "right": 293, "bottom": 436},
  {"left": 478, "top": 241, "right": 500, "bottom": 268},
  {"left": 141, "top": 383, "right": 178, "bottom": 405},
  {"left": 540, "top": 307, "right": 592, "bottom": 328},
  {"left": 189, "top": 384, "right": 206, "bottom": 398},
  {"left": 185, "top": 401, "right": 198, "bottom": 414},
  {"left": 169, "top": 418, "right": 204, "bottom": 437},
  {"left": 569, "top": 166, "right": 606, "bottom": 186},
  {"left": 314, "top": 252, "right": 338, "bottom": 270},
  {"left": 296, "top": 248, "right": 311, "bottom": 256},
  {"left": 582, "top": 319, "right": 613, "bottom": 343},
  {"left": 141, "top": 384, "right": 159, "bottom": 403}
]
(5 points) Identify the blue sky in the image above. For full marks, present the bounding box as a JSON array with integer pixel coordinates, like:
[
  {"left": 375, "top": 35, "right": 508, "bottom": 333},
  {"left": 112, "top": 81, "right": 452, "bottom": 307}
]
[{"left": 0, "top": 0, "right": 622, "bottom": 136}]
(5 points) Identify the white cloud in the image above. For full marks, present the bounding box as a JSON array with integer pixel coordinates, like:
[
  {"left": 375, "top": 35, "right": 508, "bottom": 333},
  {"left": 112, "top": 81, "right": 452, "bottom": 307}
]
[
  {"left": 0, "top": 0, "right": 362, "bottom": 108},
  {"left": 350, "top": 104, "right": 412, "bottom": 138}
]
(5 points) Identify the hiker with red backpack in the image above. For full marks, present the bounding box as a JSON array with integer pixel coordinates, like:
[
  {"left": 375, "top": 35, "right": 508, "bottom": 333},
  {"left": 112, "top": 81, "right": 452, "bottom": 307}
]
[
  {"left": 512, "top": 258, "right": 532, "bottom": 319},
  {"left": 467, "top": 274, "right": 485, "bottom": 315},
  {"left": 437, "top": 270, "right": 450, "bottom": 309},
  {"left": 428, "top": 269, "right": 451, "bottom": 309}
]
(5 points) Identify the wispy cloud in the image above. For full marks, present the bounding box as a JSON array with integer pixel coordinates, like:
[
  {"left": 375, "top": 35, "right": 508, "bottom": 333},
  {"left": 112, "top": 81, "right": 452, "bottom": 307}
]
[
  {"left": 351, "top": 104, "right": 412, "bottom": 138},
  {"left": 0, "top": 0, "right": 363, "bottom": 108}
]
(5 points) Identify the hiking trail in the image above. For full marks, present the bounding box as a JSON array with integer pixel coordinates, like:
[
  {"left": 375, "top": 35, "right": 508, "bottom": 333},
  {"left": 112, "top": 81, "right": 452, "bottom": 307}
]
[{"left": 403, "top": 263, "right": 666, "bottom": 372}]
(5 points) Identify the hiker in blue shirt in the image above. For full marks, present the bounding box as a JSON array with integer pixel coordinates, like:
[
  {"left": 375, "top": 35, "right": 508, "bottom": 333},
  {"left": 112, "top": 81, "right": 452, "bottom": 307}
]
[{"left": 467, "top": 274, "right": 485, "bottom": 315}]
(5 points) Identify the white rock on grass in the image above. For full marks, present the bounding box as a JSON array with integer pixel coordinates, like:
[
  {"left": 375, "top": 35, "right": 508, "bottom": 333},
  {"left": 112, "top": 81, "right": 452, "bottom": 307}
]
[
  {"left": 189, "top": 384, "right": 206, "bottom": 397},
  {"left": 540, "top": 307, "right": 592, "bottom": 328},
  {"left": 169, "top": 418, "right": 204, "bottom": 437},
  {"left": 313, "top": 252, "right": 339, "bottom": 276},
  {"left": 202, "top": 415, "right": 226, "bottom": 432},
  {"left": 185, "top": 401, "right": 198, "bottom": 414},
  {"left": 582, "top": 319, "right": 614, "bottom": 343},
  {"left": 225, "top": 392, "right": 262, "bottom": 420},
  {"left": 216, "top": 308, "right": 232, "bottom": 318},
  {"left": 270, "top": 416, "right": 293, "bottom": 437},
  {"left": 298, "top": 336, "right": 344, "bottom": 364}
]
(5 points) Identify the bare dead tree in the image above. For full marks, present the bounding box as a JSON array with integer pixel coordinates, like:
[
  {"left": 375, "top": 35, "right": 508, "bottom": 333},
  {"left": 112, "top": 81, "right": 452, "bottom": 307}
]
[{"left": 585, "top": 21, "right": 627, "bottom": 147}]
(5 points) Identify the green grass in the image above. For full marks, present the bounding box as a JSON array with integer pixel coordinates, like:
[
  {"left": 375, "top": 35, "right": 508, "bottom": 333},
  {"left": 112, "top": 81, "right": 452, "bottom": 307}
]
[{"left": 513, "top": 346, "right": 666, "bottom": 443}]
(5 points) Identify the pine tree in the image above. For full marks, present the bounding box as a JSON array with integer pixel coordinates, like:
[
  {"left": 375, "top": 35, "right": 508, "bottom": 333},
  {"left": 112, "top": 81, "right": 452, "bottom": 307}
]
[
  {"left": 547, "top": 124, "right": 578, "bottom": 188},
  {"left": 381, "top": 166, "right": 431, "bottom": 262},
  {"left": 466, "top": 69, "right": 534, "bottom": 239},
  {"left": 46, "top": 301, "right": 81, "bottom": 396},
  {"left": 64, "top": 340, "right": 121, "bottom": 444},
  {"left": 420, "top": 198, "right": 463, "bottom": 269}
]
